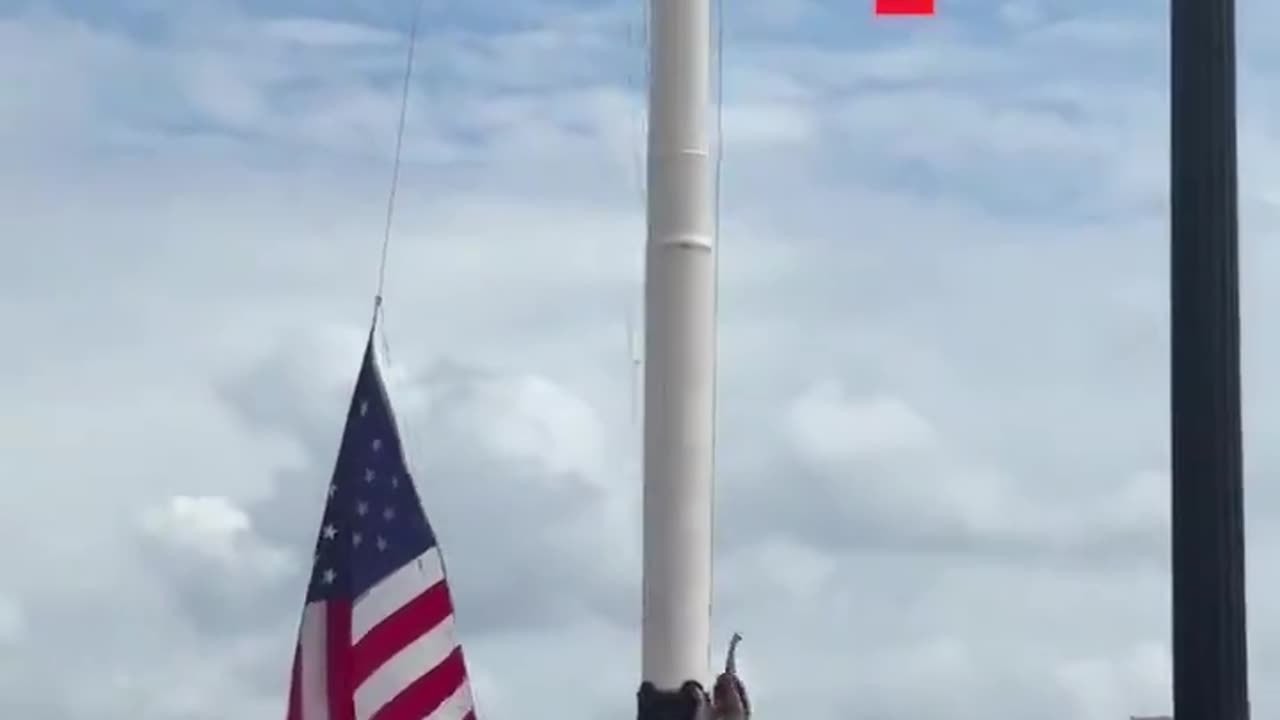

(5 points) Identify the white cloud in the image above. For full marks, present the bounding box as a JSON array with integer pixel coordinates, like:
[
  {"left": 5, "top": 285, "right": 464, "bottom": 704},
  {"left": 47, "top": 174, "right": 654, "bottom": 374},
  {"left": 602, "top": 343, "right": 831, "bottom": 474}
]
[
  {"left": 0, "top": 595, "right": 23, "bottom": 645},
  {"left": 139, "top": 495, "right": 294, "bottom": 578},
  {"left": 785, "top": 382, "right": 937, "bottom": 459},
  {"left": 1054, "top": 642, "right": 1172, "bottom": 719},
  {"left": 258, "top": 17, "right": 400, "bottom": 47}
]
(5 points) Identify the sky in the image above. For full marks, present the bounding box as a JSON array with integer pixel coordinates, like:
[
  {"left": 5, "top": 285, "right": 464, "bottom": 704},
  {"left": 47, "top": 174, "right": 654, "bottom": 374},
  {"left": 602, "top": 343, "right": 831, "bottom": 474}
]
[{"left": 2, "top": 0, "right": 1280, "bottom": 718}]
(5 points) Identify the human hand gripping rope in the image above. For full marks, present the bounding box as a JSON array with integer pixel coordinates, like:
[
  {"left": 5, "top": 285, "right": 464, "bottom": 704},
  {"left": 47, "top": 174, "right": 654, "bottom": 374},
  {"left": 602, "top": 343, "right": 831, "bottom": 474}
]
[
  {"left": 711, "top": 633, "right": 750, "bottom": 719},
  {"left": 634, "top": 632, "right": 750, "bottom": 720}
]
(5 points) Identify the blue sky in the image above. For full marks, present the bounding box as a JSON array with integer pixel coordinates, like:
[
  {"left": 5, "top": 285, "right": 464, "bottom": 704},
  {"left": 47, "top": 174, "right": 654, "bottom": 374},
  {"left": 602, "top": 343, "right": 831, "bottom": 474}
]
[{"left": 3, "top": 0, "right": 1280, "bottom": 719}]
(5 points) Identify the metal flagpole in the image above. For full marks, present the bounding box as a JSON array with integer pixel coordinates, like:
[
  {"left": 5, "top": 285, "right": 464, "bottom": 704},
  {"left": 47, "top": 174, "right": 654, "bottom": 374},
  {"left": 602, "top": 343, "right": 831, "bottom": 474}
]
[
  {"left": 636, "top": 0, "right": 719, "bottom": 717},
  {"left": 1169, "top": 0, "right": 1250, "bottom": 717}
]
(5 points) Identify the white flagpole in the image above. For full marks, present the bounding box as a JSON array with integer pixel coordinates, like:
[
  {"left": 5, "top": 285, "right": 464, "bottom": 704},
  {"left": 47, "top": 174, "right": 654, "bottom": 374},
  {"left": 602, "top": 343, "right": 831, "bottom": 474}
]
[{"left": 638, "top": 0, "right": 716, "bottom": 716}]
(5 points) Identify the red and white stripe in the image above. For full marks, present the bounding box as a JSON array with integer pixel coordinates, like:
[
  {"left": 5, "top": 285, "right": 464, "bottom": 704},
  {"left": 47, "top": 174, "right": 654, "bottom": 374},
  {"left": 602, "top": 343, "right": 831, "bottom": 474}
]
[{"left": 287, "top": 547, "right": 476, "bottom": 720}]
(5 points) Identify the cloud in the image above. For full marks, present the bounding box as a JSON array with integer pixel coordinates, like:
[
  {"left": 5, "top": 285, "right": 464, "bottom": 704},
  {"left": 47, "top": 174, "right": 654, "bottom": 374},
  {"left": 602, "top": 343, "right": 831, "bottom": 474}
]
[
  {"left": 138, "top": 495, "right": 297, "bottom": 630},
  {"left": 218, "top": 341, "right": 638, "bottom": 635},
  {"left": 785, "top": 382, "right": 938, "bottom": 457},
  {"left": 0, "top": 595, "right": 23, "bottom": 645},
  {"left": 3, "top": 0, "right": 1280, "bottom": 718}
]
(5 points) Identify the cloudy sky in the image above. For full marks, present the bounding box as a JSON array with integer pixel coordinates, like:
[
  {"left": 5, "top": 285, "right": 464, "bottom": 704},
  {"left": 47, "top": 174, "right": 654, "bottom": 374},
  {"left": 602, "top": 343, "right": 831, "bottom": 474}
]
[{"left": 3, "top": 0, "right": 1280, "bottom": 717}]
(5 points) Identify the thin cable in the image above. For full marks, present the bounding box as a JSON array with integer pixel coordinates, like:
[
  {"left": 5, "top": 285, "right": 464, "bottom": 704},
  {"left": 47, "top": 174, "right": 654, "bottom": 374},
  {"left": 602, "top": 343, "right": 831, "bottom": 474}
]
[
  {"left": 714, "top": 0, "right": 725, "bottom": 228},
  {"left": 369, "top": 0, "right": 425, "bottom": 452},
  {"left": 629, "top": 0, "right": 649, "bottom": 437},
  {"left": 630, "top": 0, "right": 650, "bottom": 210},
  {"left": 708, "top": 0, "right": 726, "bottom": 664},
  {"left": 374, "top": 0, "right": 426, "bottom": 320}
]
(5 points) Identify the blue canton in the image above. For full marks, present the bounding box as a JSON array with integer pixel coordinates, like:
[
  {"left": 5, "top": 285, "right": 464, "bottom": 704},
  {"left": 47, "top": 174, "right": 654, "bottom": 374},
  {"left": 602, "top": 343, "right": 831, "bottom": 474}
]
[{"left": 307, "top": 340, "right": 438, "bottom": 603}]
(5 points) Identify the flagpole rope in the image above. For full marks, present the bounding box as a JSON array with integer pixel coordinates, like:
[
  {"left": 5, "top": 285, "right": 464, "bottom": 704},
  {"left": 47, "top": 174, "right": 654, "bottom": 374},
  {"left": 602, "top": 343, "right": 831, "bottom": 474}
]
[
  {"left": 626, "top": 0, "right": 649, "bottom": 438},
  {"left": 709, "top": 0, "right": 726, "bottom": 667},
  {"left": 373, "top": 0, "right": 426, "bottom": 334}
]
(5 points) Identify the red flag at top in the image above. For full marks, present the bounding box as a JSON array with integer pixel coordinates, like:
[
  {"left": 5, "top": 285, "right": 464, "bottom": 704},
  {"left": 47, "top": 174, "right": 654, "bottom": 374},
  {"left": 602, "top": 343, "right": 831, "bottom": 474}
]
[{"left": 875, "top": 0, "right": 934, "bottom": 14}]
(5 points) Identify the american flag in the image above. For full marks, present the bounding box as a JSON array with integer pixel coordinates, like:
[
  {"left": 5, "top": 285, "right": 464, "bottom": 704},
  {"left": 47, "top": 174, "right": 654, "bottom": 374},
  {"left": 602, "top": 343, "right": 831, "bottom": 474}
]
[{"left": 287, "top": 339, "right": 476, "bottom": 720}]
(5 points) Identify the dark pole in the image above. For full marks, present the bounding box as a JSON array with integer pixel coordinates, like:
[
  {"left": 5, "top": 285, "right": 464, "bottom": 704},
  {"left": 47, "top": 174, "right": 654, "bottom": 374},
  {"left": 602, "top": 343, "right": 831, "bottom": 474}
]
[{"left": 1170, "top": 0, "right": 1249, "bottom": 717}]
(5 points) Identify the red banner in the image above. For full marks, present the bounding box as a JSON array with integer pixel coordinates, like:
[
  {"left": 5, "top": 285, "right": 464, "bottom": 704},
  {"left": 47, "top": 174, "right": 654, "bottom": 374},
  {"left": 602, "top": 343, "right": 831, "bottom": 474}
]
[{"left": 875, "top": 0, "right": 934, "bottom": 15}]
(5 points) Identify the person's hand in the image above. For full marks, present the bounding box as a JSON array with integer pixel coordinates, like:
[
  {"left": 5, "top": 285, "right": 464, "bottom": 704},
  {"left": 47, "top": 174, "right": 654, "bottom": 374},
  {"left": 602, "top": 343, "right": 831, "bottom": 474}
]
[{"left": 710, "top": 633, "right": 749, "bottom": 719}]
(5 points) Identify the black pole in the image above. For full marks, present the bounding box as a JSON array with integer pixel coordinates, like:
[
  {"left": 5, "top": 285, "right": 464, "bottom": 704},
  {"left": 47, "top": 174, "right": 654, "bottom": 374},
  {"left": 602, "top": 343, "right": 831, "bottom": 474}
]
[{"left": 1170, "top": 0, "right": 1249, "bottom": 717}]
